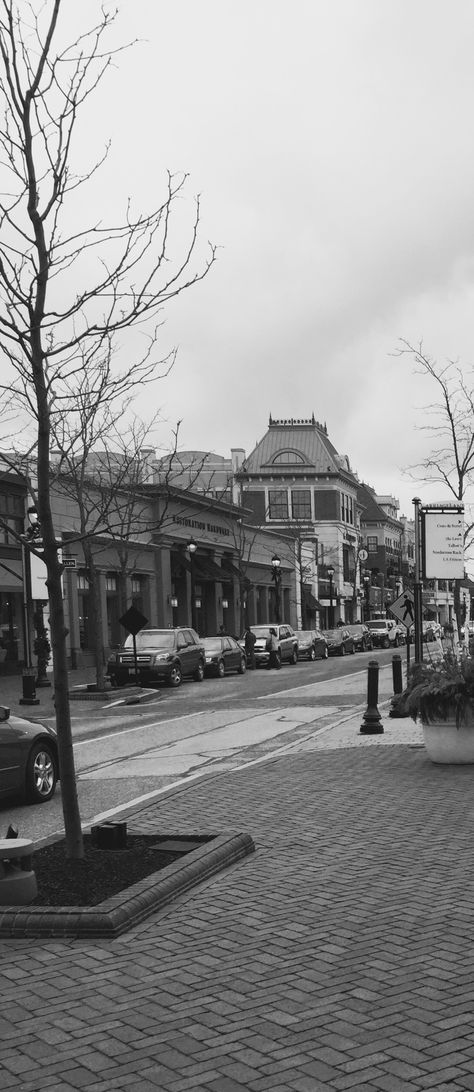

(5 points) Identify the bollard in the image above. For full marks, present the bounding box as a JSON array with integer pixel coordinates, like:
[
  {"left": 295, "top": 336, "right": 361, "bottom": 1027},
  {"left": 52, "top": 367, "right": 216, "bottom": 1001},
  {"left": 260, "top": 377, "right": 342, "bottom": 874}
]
[
  {"left": 360, "top": 659, "right": 383, "bottom": 734},
  {"left": 392, "top": 654, "right": 403, "bottom": 696}
]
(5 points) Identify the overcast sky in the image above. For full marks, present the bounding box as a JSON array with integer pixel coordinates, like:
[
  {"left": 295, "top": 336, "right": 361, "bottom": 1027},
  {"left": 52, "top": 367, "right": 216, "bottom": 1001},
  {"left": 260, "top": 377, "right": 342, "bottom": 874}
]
[{"left": 21, "top": 3, "right": 474, "bottom": 519}]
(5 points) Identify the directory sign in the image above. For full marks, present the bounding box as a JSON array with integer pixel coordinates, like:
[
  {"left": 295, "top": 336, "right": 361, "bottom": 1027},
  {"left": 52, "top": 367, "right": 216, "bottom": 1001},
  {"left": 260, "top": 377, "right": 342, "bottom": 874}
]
[{"left": 422, "top": 509, "right": 464, "bottom": 579}]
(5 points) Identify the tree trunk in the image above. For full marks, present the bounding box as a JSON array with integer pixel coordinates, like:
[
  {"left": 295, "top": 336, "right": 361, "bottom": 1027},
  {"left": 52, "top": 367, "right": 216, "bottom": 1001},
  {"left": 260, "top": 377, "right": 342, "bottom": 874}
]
[{"left": 44, "top": 542, "right": 84, "bottom": 858}]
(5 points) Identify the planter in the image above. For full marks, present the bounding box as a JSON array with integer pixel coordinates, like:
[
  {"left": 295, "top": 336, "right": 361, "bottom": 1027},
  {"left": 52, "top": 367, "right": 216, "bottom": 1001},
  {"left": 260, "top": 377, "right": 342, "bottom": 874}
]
[{"left": 422, "top": 710, "right": 474, "bottom": 764}]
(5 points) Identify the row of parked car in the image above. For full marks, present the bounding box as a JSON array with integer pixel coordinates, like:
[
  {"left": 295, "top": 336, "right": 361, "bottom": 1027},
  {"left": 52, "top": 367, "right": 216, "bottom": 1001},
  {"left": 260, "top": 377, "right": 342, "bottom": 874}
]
[{"left": 106, "top": 619, "right": 404, "bottom": 689}]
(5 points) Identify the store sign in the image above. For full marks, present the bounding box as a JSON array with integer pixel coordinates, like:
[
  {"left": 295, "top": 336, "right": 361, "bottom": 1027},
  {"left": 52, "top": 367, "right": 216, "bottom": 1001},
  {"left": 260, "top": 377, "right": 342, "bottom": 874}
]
[{"left": 422, "top": 509, "right": 464, "bottom": 579}]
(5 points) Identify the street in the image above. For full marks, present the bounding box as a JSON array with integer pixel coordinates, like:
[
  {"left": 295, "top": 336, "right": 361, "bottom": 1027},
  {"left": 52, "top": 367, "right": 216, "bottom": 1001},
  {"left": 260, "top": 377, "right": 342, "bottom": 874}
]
[{"left": 1, "top": 647, "right": 402, "bottom": 843}]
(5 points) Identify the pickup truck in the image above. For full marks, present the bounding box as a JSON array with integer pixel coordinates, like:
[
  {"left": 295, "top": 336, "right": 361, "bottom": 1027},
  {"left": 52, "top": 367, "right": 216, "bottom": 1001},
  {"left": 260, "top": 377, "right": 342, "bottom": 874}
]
[{"left": 366, "top": 618, "right": 403, "bottom": 649}]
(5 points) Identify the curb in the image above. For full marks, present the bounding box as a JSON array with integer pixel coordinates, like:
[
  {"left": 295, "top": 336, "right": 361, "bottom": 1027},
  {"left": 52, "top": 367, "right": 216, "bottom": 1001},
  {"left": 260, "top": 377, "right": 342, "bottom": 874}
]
[
  {"left": 68, "top": 685, "right": 158, "bottom": 703},
  {"left": 0, "top": 831, "right": 255, "bottom": 939}
]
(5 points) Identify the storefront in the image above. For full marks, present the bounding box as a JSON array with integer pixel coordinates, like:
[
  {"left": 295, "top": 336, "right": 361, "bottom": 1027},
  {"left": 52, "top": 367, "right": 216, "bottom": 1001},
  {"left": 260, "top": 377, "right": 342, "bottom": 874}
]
[{"left": 58, "top": 485, "right": 298, "bottom": 667}]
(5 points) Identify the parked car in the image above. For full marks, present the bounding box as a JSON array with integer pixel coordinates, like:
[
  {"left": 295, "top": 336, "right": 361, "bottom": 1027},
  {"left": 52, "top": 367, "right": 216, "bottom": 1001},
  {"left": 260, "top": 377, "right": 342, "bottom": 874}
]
[
  {"left": 344, "top": 624, "right": 373, "bottom": 652},
  {"left": 366, "top": 618, "right": 402, "bottom": 649},
  {"left": 107, "top": 627, "right": 205, "bottom": 688},
  {"left": 322, "top": 628, "right": 355, "bottom": 655},
  {"left": 0, "top": 705, "right": 58, "bottom": 804},
  {"left": 239, "top": 624, "right": 298, "bottom": 668},
  {"left": 202, "top": 636, "right": 247, "bottom": 678},
  {"left": 294, "top": 629, "right": 328, "bottom": 661}
]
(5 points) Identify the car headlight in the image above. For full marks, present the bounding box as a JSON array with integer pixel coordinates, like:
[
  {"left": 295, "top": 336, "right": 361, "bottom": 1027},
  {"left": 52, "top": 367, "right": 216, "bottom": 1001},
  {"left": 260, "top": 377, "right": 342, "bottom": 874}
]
[{"left": 153, "top": 653, "right": 173, "bottom": 664}]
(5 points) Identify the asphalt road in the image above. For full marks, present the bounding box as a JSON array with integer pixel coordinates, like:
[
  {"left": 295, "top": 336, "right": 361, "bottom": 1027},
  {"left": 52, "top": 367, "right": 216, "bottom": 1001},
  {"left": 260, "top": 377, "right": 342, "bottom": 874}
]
[{"left": 1, "top": 646, "right": 403, "bottom": 844}]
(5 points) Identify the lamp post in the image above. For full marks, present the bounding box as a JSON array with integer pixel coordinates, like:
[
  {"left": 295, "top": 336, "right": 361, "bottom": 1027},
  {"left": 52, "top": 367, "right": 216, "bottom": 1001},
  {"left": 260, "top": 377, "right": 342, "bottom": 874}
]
[
  {"left": 20, "top": 506, "right": 41, "bottom": 706},
  {"left": 327, "top": 565, "right": 335, "bottom": 628},
  {"left": 271, "top": 554, "right": 282, "bottom": 623},
  {"left": 363, "top": 570, "right": 371, "bottom": 622},
  {"left": 188, "top": 537, "right": 197, "bottom": 631}
]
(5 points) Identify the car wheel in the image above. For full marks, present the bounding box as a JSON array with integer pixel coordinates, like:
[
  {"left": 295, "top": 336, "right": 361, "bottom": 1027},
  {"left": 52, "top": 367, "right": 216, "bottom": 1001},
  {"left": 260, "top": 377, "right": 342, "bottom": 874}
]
[
  {"left": 168, "top": 663, "right": 182, "bottom": 688},
  {"left": 217, "top": 659, "right": 225, "bottom": 678},
  {"left": 309, "top": 647, "right": 316, "bottom": 661},
  {"left": 383, "top": 638, "right": 390, "bottom": 649},
  {"left": 340, "top": 644, "right": 346, "bottom": 655},
  {"left": 238, "top": 656, "right": 246, "bottom": 674},
  {"left": 394, "top": 636, "right": 399, "bottom": 648},
  {"left": 290, "top": 647, "right": 298, "bottom": 665},
  {"left": 322, "top": 646, "right": 328, "bottom": 659},
  {"left": 26, "top": 741, "right": 57, "bottom": 804},
  {"left": 194, "top": 660, "right": 205, "bottom": 682}
]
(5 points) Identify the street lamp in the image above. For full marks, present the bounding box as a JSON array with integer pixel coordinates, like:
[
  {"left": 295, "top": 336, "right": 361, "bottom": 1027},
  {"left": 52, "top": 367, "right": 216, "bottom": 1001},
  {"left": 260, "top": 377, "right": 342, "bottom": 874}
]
[
  {"left": 363, "top": 570, "right": 371, "bottom": 622},
  {"left": 327, "top": 565, "right": 335, "bottom": 628},
  {"left": 188, "top": 537, "right": 198, "bottom": 631},
  {"left": 271, "top": 554, "right": 282, "bottom": 623}
]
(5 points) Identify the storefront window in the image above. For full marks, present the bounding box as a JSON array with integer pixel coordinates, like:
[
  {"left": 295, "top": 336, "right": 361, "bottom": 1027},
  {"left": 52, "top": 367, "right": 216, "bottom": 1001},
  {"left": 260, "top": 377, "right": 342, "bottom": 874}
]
[
  {"left": 77, "top": 571, "right": 91, "bottom": 650},
  {"left": 0, "top": 592, "right": 20, "bottom": 662},
  {"left": 0, "top": 493, "right": 24, "bottom": 543},
  {"left": 106, "top": 573, "right": 120, "bottom": 646}
]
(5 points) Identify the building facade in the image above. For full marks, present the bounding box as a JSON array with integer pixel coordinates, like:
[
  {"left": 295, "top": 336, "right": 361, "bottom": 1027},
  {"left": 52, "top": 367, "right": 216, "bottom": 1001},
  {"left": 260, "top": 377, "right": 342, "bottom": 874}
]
[{"left": 234, "top": 415, "right": 361, "bottom": 626}]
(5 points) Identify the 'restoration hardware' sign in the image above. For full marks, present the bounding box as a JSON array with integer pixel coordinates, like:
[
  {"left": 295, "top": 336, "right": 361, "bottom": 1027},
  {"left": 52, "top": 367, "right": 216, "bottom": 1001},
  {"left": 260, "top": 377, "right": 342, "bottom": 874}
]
[{"left": 422, "top": 507, "right": 464, "bottom": 579}]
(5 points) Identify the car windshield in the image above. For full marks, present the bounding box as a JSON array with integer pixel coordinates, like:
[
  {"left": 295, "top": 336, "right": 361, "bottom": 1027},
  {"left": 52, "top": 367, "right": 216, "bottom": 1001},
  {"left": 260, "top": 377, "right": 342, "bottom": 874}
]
[
  {"left": 202, "top": 639, "right": 222, "bottom": 652},
  {"left": 367, "top": 621, "right": 388, "bottom": 630},
  {"left": 323, "top": 630, "right": 340, "bottom": 639},
  {"left": 295, "top": 631, "right": 312, "bottom": 640},
  {"left": 124, "top": 631, "right": 175, "bottom": 650},
  {"left": 251, "top": 627, "right": 273, "bottom": 638}
]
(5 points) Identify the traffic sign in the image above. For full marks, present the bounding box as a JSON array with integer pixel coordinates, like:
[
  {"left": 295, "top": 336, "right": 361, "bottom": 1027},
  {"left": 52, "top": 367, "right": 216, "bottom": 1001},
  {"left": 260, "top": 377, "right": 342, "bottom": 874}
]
[
  {"left": 359, "top": 549, "right": 368, "bottom": 562},
  {"left": 119, "top": 605, "right": 148, "bottom": 636},
  {"left": 389, "top": 589, "right": 415, "bottom": 629}
]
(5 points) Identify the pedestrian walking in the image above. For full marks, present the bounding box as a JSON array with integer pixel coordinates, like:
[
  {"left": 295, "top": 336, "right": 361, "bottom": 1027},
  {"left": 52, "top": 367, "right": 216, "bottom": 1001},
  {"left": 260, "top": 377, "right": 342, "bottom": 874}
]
[
  {"left": 244, "top": 626, "right": 256, "bottom": 669},
  {"left": 266, "top": 627, "right": 281, "bottom": 669}
]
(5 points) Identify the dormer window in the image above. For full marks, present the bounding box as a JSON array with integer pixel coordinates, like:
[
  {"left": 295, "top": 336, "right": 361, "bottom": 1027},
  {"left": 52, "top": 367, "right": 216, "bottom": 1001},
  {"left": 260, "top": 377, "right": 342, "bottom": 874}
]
[{"left": 272, "top": 451, "right": 305, "bottom": 465}]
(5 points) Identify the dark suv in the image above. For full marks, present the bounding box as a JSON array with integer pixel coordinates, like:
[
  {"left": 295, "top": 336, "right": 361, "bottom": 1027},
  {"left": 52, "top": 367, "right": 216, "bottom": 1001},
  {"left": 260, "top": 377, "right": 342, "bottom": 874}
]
[{"left": 107, "top": 628, "right": 205, "bottom": 688}]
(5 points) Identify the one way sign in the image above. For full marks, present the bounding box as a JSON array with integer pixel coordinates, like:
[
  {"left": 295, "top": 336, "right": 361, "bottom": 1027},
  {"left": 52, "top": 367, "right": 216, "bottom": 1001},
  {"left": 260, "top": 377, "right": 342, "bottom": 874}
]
[{"left": 389, "top": 589, "right": 415, "bottom": 629}]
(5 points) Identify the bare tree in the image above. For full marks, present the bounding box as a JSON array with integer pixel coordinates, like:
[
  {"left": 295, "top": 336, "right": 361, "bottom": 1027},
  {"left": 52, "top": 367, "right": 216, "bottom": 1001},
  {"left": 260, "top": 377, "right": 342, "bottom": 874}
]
[
  {"left": 395, "top": 339, "right": 474, "bottom": 626},
  {"left": 0, "top": 2, "right": 215, "bottom": 857}
]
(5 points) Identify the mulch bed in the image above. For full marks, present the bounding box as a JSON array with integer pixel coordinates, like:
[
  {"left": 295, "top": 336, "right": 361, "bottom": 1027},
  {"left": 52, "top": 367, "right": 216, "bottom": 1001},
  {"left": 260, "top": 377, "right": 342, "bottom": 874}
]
[{"left": 29, "top": 835, "right": 210, "bottom": 907}]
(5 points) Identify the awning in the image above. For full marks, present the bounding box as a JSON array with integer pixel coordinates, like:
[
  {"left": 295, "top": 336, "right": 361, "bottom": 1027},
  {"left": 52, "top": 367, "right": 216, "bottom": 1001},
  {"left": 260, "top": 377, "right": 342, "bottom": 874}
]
[
  {"left": 221, "top": 559, "right": 241, "bottom": 580},
  {"left": 194, "top": 556, "right": 228, "bottom": 583},
  {"left": 171, "top": 553, "right": 192, "bottom": 576},
  {"left": 302, "top": 587, "right": 323, "bottom": 611},
  {"left": 0, "top": 557, "right": 23, "bottom": 590},
  {"left": 221, "top": 560, "right": 252, "bottom": 588}
]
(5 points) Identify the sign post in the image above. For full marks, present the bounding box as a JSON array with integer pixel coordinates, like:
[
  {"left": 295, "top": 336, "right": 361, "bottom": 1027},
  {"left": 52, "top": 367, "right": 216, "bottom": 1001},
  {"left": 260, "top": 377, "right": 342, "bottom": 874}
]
[
  {"left": 119, "top": 605, "right": 149, "bottom": 688},
  {"left": 389, "top": 588, "right": 415, "bottom": 671}
]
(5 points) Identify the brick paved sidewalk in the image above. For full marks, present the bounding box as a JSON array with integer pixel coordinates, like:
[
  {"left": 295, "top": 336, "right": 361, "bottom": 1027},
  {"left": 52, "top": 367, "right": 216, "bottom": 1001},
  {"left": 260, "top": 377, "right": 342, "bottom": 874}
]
[{"left": 3, "top": 716, "right": 474, "bottom": 1090}]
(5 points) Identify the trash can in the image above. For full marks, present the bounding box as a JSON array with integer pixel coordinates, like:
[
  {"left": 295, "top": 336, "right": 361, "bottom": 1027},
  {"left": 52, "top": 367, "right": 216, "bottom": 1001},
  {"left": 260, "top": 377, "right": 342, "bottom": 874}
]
[{"left": 20, "top": 668, "right": 39, "bottom": 705}]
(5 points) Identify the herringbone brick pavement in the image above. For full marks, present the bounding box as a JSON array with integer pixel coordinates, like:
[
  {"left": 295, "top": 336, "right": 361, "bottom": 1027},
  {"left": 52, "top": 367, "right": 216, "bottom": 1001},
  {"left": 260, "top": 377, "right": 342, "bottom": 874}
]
[{"left": 2, "top": 742, "right": 474, "bottom": 1090}]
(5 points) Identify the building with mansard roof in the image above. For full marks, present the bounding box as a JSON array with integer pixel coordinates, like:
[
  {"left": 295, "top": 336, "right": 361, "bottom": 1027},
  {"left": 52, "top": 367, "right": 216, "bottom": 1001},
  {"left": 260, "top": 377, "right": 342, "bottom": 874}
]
[{"left": 234, "top": 415, "right": 361, "bottom": 626}]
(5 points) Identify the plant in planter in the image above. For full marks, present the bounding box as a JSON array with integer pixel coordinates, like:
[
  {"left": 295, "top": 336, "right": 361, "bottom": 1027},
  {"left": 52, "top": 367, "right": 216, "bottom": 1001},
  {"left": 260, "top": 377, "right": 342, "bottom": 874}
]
[{"left": 406, "top": 650, "right": 474, "bottom": 763}]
